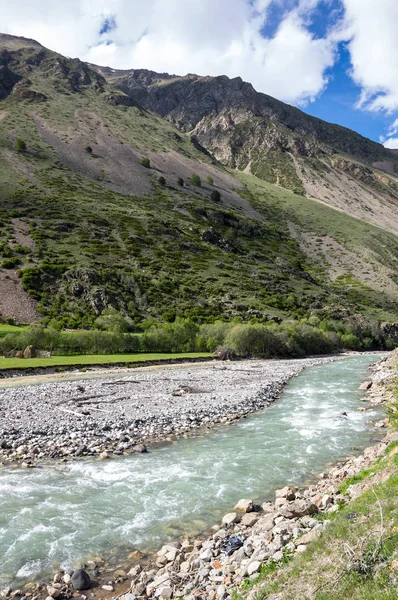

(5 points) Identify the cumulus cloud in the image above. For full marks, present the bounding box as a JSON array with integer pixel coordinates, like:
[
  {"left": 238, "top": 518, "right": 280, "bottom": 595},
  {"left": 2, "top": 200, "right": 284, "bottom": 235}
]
[
  {"left": 1, "top": 0, "right": 338, "bottom": 105},
  {"left": 382, "top": 138, "right": 398, "bottom": 150},
  {"left": 341, "top": 0, "right": 398, "bottom": 113}
]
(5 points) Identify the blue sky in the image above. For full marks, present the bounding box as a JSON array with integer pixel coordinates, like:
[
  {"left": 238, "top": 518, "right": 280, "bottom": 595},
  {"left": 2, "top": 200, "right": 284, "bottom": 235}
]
[{"left": 3, "top": 0, "right": 398, "bottom": 147}]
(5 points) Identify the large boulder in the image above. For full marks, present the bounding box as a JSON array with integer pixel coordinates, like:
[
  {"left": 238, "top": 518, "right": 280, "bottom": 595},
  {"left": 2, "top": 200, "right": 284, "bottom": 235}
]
[
  {"left": 71, "top": 569, "right": 91, "bottom": 590},
  {"left": 23, "top": 345, "right": 37, "bottom": 359}
]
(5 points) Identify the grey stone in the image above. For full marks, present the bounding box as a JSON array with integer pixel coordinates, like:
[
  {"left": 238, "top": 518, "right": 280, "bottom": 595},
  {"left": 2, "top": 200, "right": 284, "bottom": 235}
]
[{"left": 71, "top": 569, "right": 91, "bottom": 591}]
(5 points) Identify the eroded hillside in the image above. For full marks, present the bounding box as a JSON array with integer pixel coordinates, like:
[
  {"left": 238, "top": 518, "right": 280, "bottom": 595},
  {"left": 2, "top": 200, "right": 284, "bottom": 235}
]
[{"left": 0, "top": 33, "right": 398, "bottom": 326}]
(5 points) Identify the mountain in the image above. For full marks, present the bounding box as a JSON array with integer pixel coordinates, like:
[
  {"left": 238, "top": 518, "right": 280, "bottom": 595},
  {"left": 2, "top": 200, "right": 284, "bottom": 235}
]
[
  {"left": 1, "top": 33, "right": 398, "bottom": 327},
  {"left": 102, "top": 67, "right": 398, "bottom": 234}
]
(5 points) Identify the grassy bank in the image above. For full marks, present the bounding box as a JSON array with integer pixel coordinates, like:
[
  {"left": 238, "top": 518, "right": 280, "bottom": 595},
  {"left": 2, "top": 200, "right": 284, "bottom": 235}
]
[
  {"left": 234, "top": 354, "right": 398, "bottom": 600},
  {"left": 0, "top": 352, "right": 212, "bottom": 371}
]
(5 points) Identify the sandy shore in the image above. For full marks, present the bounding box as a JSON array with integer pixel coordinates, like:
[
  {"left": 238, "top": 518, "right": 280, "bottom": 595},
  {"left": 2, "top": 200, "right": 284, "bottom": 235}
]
[{"left": 0, "top": 357, "right": 333, "bottom": 464}]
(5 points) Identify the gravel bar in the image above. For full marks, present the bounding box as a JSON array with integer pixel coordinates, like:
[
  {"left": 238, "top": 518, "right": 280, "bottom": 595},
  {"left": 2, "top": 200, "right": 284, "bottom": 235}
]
[{"left": 0, "top": 357, "right": 333, "bottom": 464}]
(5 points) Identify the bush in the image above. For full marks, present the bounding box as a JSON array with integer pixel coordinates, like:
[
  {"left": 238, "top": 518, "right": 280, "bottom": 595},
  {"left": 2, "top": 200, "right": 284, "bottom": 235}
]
[
  {"left": 341, "top": 333, "right": 361, "bottom": 350},
  {"left": 287, "top": 323, "right": 334, "bottom": 356},
  {"left": 177, "top": 177, "right": 184, "bottom": 186},
  {"left": 211, "top": 190, "right": 221, "bottom": 203},
  {"left": 85, "top": 146, "right": 93, "bottom": 154},
  {"left": 1, "top": 257, "right": 19, "bottom": 269},
  {"left": 142, "top": 318, "right": 199, "bottom": 353},
  {"left": 140, "top": 157, "right": 151, "bottom": 168},
  {"left": 190, "top": 174, "right": 201, "bottom": 187},
  {"left": 158, "top": 176, "right": 166, "bottom": 186},
  {"left": 95, "top": 308, "right": 134, "bottom": 334},
  {"left": 225, "top": 324, "right": 288, "bottom": 358},
  {"left": 15, "top": 139, "right": 26, "bottom": 152},
  {"left": 196, "top": 322, "right": 232, "bottom": 351},
  {"left": 205, "top": 175, "right": 214, "bottom": 185}
]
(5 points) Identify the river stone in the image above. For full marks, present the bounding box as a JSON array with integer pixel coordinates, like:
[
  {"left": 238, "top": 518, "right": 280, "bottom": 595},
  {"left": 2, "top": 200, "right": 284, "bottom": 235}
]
[
  {"left": 241, "top": 513, "right": 259, "bottom": 527},
  {"left": 132, "top": 444, "right": 147, "bottom": 453},
  {"left": 275, "top": 486, "right": 296, "bottom": 501},
  {"left": 234, "top": 499, "right": 253, "bottom": 513},
  {"left": 247, "top": 561, "right": 261, "bottom": 576},
  {"left": 282, "top": 500, "right": 318, "bottom": 518},
  {"left": 157, "top": 587, "right": 173, "bottom": 600},
  {"left": 359, "top": 381, "right": 372, "bottom": 390},
  {"left": 222, "top": 512, "right": 240, "bottom": 526},
  {"left": 71, "top": 569, "right": 91, "bottom": 590},
  {"left": 298, "top": 529, "right": 321, "bottom": 545}
]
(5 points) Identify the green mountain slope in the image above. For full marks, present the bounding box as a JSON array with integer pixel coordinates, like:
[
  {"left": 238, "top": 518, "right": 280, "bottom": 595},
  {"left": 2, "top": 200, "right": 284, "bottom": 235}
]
[{"left": 0, "top": 33, "right": 397, "bottom": 327}]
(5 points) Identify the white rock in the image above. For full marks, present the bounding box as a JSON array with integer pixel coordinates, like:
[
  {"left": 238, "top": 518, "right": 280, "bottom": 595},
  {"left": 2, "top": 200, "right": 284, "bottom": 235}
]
[
  {"left": 234, "top": 499, "right": 253, "bottom": 513},
  {"left": 247, "top": 561, "right": 261, "bottom": 575},
  {"left": 199, "top": 548, "right": 213, "bottom": 562},
  {"left": 275, "top": 486, "right": 296, "bottom": 500},
  {"left": 222, "top": 512, "right": 240, "bottom": 526},
  {"left": 241, "top": 513, "right": 259, "bottom": 527}
]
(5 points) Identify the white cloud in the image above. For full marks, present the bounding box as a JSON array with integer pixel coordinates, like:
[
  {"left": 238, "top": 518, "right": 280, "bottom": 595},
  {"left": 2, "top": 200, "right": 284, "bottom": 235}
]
[
  {"left": 0, "top": 0, "right": 338, "bottom": 105},
  {"left": 341, "top": 0, "right": 398, "bottom": 113},
  {"left": 382, "top": 137, "right": 398, "bottom": 150}
]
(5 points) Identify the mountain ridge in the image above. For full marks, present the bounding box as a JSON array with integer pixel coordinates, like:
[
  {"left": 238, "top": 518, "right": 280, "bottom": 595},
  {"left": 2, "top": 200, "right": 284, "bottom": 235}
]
[{"left": 1, "top": 32, "right": 398, "bottom": 327}]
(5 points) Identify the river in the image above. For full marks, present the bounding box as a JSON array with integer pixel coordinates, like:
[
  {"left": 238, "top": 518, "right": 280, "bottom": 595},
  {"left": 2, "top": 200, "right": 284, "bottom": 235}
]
[{"left": 0, "top": 354, "right": 383, "bottom": 586}]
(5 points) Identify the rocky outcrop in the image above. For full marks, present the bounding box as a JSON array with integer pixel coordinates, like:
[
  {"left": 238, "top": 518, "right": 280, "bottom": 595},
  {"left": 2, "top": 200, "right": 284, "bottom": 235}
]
[{"left": 113, "top": 70, "right": 396, "bottom": 166}]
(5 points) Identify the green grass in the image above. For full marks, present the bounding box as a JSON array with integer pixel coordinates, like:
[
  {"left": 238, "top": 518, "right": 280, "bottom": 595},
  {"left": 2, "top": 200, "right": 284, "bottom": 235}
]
[
  {"left": 0, "top": 352, "right": 212, "bottom": 370},
  {"left": 0, "top": 324, "right": 28, "bottom": 337}
]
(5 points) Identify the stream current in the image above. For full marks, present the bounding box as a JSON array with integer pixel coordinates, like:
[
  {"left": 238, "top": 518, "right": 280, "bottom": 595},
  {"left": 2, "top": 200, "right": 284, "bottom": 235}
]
[{"left": 0, "top": 354, "right": 383, "bottom": 585}]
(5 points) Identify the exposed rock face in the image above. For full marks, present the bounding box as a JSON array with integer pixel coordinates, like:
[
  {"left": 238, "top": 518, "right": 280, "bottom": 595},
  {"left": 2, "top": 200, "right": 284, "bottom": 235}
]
[{"left": 113, "top": 70, "right": 396, "bottom": 169}]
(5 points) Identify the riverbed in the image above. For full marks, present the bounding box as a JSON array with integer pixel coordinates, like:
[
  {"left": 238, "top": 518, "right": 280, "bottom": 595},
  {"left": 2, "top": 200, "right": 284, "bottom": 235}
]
[{"left": 0, "top": 354, "right": 382, "bottom": 587}]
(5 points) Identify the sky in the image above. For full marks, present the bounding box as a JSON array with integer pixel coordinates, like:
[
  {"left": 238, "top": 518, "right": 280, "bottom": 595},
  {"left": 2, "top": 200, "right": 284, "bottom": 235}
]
[{"left": 2, "top": 0, "right": 398, "bottom": 148}]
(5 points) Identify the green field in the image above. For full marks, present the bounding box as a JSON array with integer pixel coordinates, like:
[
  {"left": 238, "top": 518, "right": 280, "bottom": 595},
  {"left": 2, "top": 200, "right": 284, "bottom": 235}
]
[
  {"left": 0, "top": 324, "right": 28, "bottom": 337},
  {"left": 0, "top": 352, "right": 212, "bottom": 370}
]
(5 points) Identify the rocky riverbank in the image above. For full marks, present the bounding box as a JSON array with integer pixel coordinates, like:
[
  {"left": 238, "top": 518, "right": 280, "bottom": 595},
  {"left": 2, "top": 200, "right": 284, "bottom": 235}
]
[
  {"left": 0, "top": 357, "right": 334, "bottom": 465},
  {"left": 0, "top": 353, "right": 393, "bottom": 600}
]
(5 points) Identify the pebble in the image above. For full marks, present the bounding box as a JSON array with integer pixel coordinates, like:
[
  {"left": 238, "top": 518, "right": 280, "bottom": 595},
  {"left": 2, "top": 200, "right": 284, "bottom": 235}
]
[{"left": 0, "top": 358, "right": 333, "bottom": 464}]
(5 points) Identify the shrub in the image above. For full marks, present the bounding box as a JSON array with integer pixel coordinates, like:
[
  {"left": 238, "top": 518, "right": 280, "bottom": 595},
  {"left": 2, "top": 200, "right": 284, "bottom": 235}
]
[
  {"left": 190, "top": 174, "right": 201, "bottom": 186},
  {"left": 211, "top": 190, "right": 221, "bottom": 203},
  {"left": 196, "top": 321, "right": 232, "bottom": 351},
  {"left": 225, "top": 324, "right": 288, "bottom": 358},
  {"left": 341, "top": 333, "right": 361, "bottom": 350},
  {"left": 1, "top": 257, "right": 19, "bottom": 269},
  {"left": 287, "top": 323, "right": 334, "bottom": 356},
  {"left": 205, "top": 175, "right": 214, "bottom": 185},
  {"left": 142, "top": 318, "right": 199, "bottom": 353},
  {"left": 158, "top": 176, "right": 166, "bottom": 186},
  {"left": 140, "top": 157, "right": 151, "bottom": 168},
  {"left": 177, "top": 177, "right": 184, "bottom": 186},
  {"left": 15, "top": 139, "right": 26, "bottom": 152},
  {"left": 95, "top": 308, "right": 134, "bottom": 334},
  {"left": 85, "top": 146, "right": 93, "bottom": 154}
]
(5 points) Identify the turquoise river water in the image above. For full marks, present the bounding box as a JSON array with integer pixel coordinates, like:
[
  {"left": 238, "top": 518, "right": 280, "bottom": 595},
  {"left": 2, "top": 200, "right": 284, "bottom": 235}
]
[{"left": 0, "top": 354, "right": 384, "bottom": 585}]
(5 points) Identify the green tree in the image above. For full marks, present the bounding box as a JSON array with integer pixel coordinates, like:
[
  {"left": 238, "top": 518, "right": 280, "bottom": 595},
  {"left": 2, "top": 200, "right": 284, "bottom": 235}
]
[
  {"left": 15, "top": 139, "right": 26, "bottom": 153},
  {"left": 95, "top": 308, "right": 134, "bottom": 333},
  {"left": 177, "top": 177, "right": 184, "bottom": 186},
  {"left": 210, "top": 190, "right": 221, "bottom": 203},
  {"left": 85, "top": 145, "right": 93, "bottom": 154},
  {"left": 190, "top": 174, "right": 201, "bottom": 186},
  {"left": 158, "top": 176, "right": 166, "bottom": 186}
]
